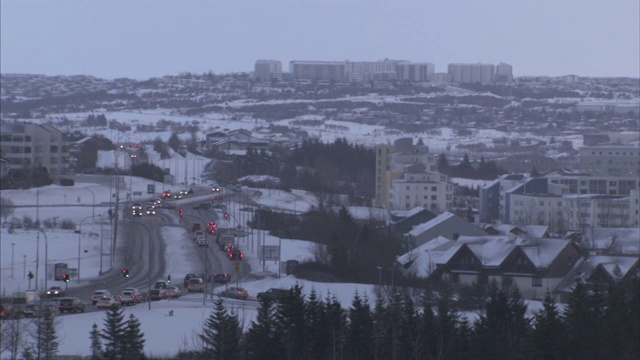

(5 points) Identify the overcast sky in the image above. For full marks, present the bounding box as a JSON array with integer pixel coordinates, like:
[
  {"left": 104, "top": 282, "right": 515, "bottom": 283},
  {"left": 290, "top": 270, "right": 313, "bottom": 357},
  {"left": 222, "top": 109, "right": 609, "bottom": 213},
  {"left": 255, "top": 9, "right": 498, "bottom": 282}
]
[{"left": 1, "top": 0, "right": 639, "bottom": 80}]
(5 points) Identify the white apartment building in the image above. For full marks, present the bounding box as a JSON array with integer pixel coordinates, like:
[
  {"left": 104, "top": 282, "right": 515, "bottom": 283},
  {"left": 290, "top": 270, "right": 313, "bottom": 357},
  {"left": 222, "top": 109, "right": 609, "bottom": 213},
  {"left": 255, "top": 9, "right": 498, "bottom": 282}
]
[
  {"left": 0, "top": 122, "right": 70, "bottom": 178},
  {"left": 631, "top": 189, "right": 640, "bottom": 228},
  {"left": 396, "top": 62, "right": 435, "bottom": 82},
  {"left": 389, "top": 164, "right": 453, "bottom": 212},
  {"left": 254, "top": 60, "right": 282, "bottom": 81},
  {"left": 496, "top": 62, "right": 513, "bottom": 82},
  {"left": 447, "top": 63, "right": 496, "bottom": 84},
  {"left": 376, "top": 138, "right": 452, "bottom": 211},
  {"left": 345, "top": 59, "right": 400, "bottom": 82},
  {"left": 579, "top": 144, "right": 640, "bottom": 177}
]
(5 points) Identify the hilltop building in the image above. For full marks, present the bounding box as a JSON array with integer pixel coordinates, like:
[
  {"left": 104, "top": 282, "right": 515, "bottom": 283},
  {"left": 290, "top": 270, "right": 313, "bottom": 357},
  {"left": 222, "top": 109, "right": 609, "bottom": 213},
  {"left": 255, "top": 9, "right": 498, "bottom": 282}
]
[
  {"left": 253, "top": 60, "right": 283, "bottom": 81},
  {"left": 447, "top": 63, "right": 496, "bottom": 84}
]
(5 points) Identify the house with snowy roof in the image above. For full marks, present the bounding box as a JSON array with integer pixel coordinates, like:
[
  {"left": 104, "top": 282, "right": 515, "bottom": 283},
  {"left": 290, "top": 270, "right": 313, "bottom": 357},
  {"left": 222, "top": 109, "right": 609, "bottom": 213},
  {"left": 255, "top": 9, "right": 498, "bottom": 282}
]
[
  {"left": 554, "top": 255, "right": 639, "bottom": 302},
  {"left": 435, "top": 235, "right": 584, "bottom": 301},
  {"left": 403, "top": 211, "right": 487, "bottom": 249}
]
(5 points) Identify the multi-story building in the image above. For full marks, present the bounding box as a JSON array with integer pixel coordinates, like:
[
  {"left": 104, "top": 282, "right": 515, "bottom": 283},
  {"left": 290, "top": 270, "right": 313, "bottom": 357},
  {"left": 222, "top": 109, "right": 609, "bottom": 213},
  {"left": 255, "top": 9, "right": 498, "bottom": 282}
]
[
  {"left": 479, "top": 174, "right": 530, "bottom": 223},
  {"left": 630, "top": 189, "right": 640, "bottom": 228},
  {"left": 0, "top": 122, "right": 69, "bottom": 179},
  {"left": 496, "top": 62, "right": 513, "bottom": 83},
  {"left": 345, "top": 59, "right": 400, "bottom": 82},
  {"left": 447, "top": 63, "right": 496, "bottom": 84},
  {"left": 396, "top": 62, "right": 435, "bottom": 82},
  {"left": 253, "top": 60, "right": 283, "bottom": 81},
  {"left": 579, "top": 144, "right": 640, "bottom": 177},
  {"left": 375, "top": 138, "right": 452, "bottom": 212},
  {"left": 289, "top": 61, "right": 346, "bottom": 82}
]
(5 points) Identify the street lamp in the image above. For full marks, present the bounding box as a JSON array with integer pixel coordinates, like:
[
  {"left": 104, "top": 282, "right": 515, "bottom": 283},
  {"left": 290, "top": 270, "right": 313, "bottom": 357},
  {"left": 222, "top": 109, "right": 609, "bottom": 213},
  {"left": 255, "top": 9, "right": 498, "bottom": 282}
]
[
  {"left": 82, "top": 187, "right": 96, "bottom": 219},
  {"left": 78, "top": 214, "right": 97, "bottom": 283},
  {"left": 125, "top": 219, "right": 153, "bottom": 310},
  {"left": 34, "top": 216, "right": 58, "bottom": 292}
]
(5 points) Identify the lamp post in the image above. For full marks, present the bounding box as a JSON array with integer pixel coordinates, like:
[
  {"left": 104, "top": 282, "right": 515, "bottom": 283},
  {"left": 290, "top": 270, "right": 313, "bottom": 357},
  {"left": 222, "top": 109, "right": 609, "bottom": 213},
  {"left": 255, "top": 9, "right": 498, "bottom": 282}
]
[
  {"left": 125, "top": 219, "right": 153, "bottom": 310},
  {"left": 34, "top": 216, "right": 58, "bottom": 293},
  {"left": 11, "top": 243, "right": 15, "bottom": 278},
  {"left": 376, "top": 266, "right": 382, "bottom": 287},
  {"left": 78, "top": 215, "right": 96, "bottom": 283},
  {"left": 83, "top": 187, "right": 96, "bottom": 219},
  {"left": 23, "top": 255, "right": 26, "bottom": 278}
]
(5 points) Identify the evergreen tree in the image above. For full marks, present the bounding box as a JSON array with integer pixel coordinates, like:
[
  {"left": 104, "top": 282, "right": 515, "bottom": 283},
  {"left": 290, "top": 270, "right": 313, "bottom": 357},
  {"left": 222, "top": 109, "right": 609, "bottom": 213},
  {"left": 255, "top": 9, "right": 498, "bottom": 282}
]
[
  {"left": 275, "top": 285, "right": 307, "bottom": 360},
  {"left": 89, "top": 323, "right": 104, "bottom": 360},
  {"left": 122, "top": 314, "right": 146, "bottom": 359},
  {"left": 399, "top": 294, "right": 424, "bottom": 360},
  {"left": 324, "top": 293, "right": 347, "bottom": 360},
  {"left": 372, "top": 294, "right": 390, "bottom": 360},
  {"left": 304, "top": 289, "right": 329, "bottom": 360},
  {"left": 419, "top": 295, "right": 437, "bottom": 360},
  {"left": 471, "top": 286, "right": 511, "bottom": 360},
  {"left": 434, "top": 296, "right": 459, "bottom": 360},
  {"left": 532, "top": 293, "right": 567, "bottom": 360},
  {"left": 564, "top": 281, "right": 601, "bottom": 360},
  {"left": 507, "top": 287, "right": 531, "bottom": 357},
  {"left": 168, "top": 132, "right": 181, "bottom": 152},
  {"left": 244, "top": 297, "right": 284, "bottom": 360},
  {"left": 101, "top": 307, "right": 126, "bottom": 359},
  {"left": 530, "top": 166, "right": 540, "bottom": 177},
  {"left": 345, "top": 292, "right": 374, "bottom": 360},
  {"left": 200, "top": 298, "right": 242, "bottom": 360},
  {"left": 36, "top": 307, "right": 59, "bottom": 360},
  {"left": 437, "top": 153, "right": 450, "bottom": 174}
]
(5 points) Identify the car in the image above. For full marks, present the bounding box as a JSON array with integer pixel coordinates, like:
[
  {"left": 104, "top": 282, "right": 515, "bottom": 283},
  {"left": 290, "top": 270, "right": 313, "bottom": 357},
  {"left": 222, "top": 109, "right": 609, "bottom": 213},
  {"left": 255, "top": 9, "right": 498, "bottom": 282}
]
[
  {"left": 147, "top": 200, "right": 157, "bottom": 209},
  {"left": 131, "top": 203, "right": 143, "bottom": 211},
  {"left": 187, "top": 278, "right": 204, "bottom": 292},
  {"left": 91, "top": 290, "right": 111, "bottom": 305},
  {"left": 119, "top": 288, "right": 142, "bottom": 305},
  {"left": 211, "top": 186, "right": 220, "bottom": 192},
  {"left": 228, "top": 248, "right": 244, "bottom": 261},
  {"left": 196, "top": 236, "right": 208, "bottom": 247},
  {"left": 180, "top": 189, "right": 189, "bottom": 196},
  {"left": 163, "top": 201, "right": 177, "bottom": 210},
  {"left": 132, "top": 209, "right": 143, "bottom": 217},
  {"left": 223, "top": 243, "right": 236, "bottom": 252},
  {"left": 95, "top": 296, "right": 121, "bottom": 309},
  {"left": 46, "top": 286, "right": 65, "bottom": 298},
  {"left": 163, "top": 286, "right": 181, "bottom": 298},
  {"left": 154, "top": 280, "right": 167, "bottom": 290},
  {"left": 173, "top": 193, "right": 183, "bottom": 199},
  {"left": 257, "top": 288, "right": 289, "bottom": 303},
  {"left": 212, "top": 273, "right": 231, "bottom": 284},
  {"left": 192, "top": 223, "right": 202, "bottom": 232},
  {"left": 146, "top": 206, "right": 156, "bottom": 216},
  {"left": 220, "top": 287, "right": 249, "bottom": 300},
  {"left": 58, "top": 297, "right": 85, "bottom": 313},
  {"left": 192, "top": 230, "right": 204, "bottom": 240},
  {"left": 148, "top": 289, "right": 164, "bottom": 301},
  {"left": 183, "top": 273, "right": 198, "bottom": 288},
  {"left": 161, "top": 191, "right": 172, "bottom": 199}
]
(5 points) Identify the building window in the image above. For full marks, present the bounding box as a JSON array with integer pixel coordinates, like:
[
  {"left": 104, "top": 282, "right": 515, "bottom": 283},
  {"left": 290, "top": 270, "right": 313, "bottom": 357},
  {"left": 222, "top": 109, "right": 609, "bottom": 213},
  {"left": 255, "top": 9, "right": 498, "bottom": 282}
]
[
  {"left": 431, "top": 186, "right": 437, "bottom": 191},
  {"left": 532, "top": 277, "right": 542, "bottom": 287},
  {"left": 431, "top": 195, "right": 437, "bottom": 200}
]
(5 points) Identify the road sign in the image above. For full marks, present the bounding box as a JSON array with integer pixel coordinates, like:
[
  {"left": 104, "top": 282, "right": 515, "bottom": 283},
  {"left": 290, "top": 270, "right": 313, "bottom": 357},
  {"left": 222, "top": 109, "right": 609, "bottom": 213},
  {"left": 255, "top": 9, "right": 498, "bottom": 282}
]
[
  {"left": 147, "top": 184, "right": 155, "bottom": 194},
  {"left": 260, "top": 245, "right": 280, "bottom": 261}
]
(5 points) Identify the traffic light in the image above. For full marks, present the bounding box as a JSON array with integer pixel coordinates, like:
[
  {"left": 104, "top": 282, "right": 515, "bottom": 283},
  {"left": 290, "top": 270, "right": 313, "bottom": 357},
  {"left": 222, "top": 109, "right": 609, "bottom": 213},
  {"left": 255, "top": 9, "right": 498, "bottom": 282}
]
[
  {"left": 167, "top": 274, "right": 171, "bottom": 283},
  {"left": 62, "top": 274, "right": 70, "bottom": 283},
  {"left": 179, "top": 208, "right": 184, "bottom": 218},
  {"left": 28, "top": 271, "right": 34, "bottom": 279},
  {"left": 122, "top": 269, "right": 130, "bottom": 278}
]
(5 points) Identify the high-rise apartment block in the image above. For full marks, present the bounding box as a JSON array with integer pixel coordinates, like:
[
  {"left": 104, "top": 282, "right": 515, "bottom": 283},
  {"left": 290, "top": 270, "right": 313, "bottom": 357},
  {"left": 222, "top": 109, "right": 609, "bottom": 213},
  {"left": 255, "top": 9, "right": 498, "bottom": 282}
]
[
  {"left": 289, "top": 61, "right": 347, "bottom": 82},
  {"left": 376, "top": 138, "right": 452, "bottom": 212},
  {"left": 396, "top": 62, "right": 435, "bottom": 82},
  {"left": 447, "top": 63, "right": 496, "bottom": 84},
  {"left": 0, "top": 122, "right": 70, "bottom": 178},
  {"left": 579, "top": 144, "right": 640, "bottom": 177},
  {"left": 496, "top": 63, "right": 514, "bottom": 83},
  {"left": 254, "top": 60, "right": 283, "bottom": 81},
  {"left": 289, "top": 59, "right": 436, "bottom": 83}
]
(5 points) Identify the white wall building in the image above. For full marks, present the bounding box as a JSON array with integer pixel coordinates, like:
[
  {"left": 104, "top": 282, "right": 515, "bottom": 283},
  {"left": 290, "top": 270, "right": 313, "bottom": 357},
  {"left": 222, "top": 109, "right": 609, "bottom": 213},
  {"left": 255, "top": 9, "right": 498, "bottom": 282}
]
[
  {"left": 579, "top": 144, "right": 640, "bottom": 177},
  {"left": 447, "top": 63, "right": 496, "bottom": 84},
  {"left": 254, "top": 60, "right": 282, "bottom": 81}
]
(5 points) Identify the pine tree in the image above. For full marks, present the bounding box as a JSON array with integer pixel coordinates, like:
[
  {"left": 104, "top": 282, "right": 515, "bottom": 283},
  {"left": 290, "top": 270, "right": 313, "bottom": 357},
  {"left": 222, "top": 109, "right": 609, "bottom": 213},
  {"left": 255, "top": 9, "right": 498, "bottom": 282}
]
[
  {"left": 533, "top": 293, "right": 567, "bottom": 360},
  {"left": 200, "top": 298, "right": 241, "bottom": 360},
  {"left": 244, "top": 297, "right": 283, "bottom": 360},
  {"left": 324, "top": 293, "right": 347, "bottom": 360},
  {"left": 122, "top": 314, "right": 146, "bottom": 359},
  {"left": 36, "top": 307, "right": 59, "bottom": 360},
  {"left": 101, "top": 307, "right": 126, "bottom": 359},
  {"left": 345, "top": 292, "right": 374, "bottom": 360},
  {"left": 399, "top": 294, "right": 424, "bottom": 360},
  {"left": 419, "top": 295, "right": 437, "bottom": 360},
  {"left": 89, "top": 323, "right": 104, "bottom": 360},
  {"left": 472, "top": 286, "right": 511, "bottom": 360},
  {"left": 434, "top": 296, "right": 459, "bottom": 360},
  {"left": 275, "top": 285, "right": 307, "bottom": 360},
  {"left": 564, "top": 281, "right": 601, "bottom": 360},
  {"left": 304, "top": 289, "right": 328, "bottom": 360},
  {"left": 506, "top": 286, "right": 531, "bottom": 357}
]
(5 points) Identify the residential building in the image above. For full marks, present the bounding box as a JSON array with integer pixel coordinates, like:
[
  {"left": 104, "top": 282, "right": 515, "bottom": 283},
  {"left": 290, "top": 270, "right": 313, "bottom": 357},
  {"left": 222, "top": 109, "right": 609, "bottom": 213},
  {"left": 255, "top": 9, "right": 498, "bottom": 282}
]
[
  {"left": 479, "top": 174, "right": 529, "bottom": 223},
  {"left": 254, "top": 60, "right": 283, "bottom": 81},
  {"left": 447, "top": 63, "right": 496, "bottom": 84},
  {"left": 396, "top": 62, "right": 435, "bottom": 82},
  {"left": 436, "top": 236, "right": 584, "bottom": 301},
  {"left": 404, "top": 211, "right": 488, "bottom": 249},
  {"left": 289, "top": 61, "right": 346, "bottom": 82},
  {"left": 579, "top": 144, "right": 640, "bottom": 177},
  {"left": 631, "top": 189, "right": 640, "bottom": 228},
  {"left": 496, "top": 62, "right": 513, "bottom": 83},
  {"left": 345, "top": 59, "right": 401, "bottom": 82},
  {"left": 0, "top": 122, "right": 70, "bottom": 178},
  {"left": 205, "top": 129, "right": 269, "bottom": 155}
]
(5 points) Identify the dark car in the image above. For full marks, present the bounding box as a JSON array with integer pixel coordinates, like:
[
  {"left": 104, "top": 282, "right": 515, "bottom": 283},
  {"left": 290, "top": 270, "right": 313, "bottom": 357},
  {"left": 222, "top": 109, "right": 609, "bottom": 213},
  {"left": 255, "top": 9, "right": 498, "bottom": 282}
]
[
  {"left": 148, "top": 289, "right": 164, "bottom": 301},
  {"left": 212, "top": 273, "right": 231, "bottom": 284},
  {"left": 183, "top": 273, "right": 198, "bottom": 288},
  {"left": 58, "top": 297, "right": 85, "bottom": 313},
  {"left": 228, "top": 248, "right": 244, "bottom": 261},
  {"left": 257, "top": 288, "right": 289, "bottom": 303}
]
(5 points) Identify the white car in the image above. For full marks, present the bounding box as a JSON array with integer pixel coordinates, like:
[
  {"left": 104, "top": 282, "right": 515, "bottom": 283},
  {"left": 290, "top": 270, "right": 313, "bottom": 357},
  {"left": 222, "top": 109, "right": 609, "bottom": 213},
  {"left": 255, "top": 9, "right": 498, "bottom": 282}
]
[
  {"left": 91, "top": 290, "right": 111, "bottom": 305},
  {"left": 95, "top": 296, "right": 121, "bottom": 310}
]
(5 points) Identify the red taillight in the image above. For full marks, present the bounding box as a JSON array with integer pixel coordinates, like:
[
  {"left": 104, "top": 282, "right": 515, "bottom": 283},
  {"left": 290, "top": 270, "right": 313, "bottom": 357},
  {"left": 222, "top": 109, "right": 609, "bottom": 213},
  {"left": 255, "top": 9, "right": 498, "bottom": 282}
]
[
  {"left": 119, "top": 295, "right": 122, "bottom": 299},
  {"left": 132, "top": 295, "right": 136, "bottom": 299}
]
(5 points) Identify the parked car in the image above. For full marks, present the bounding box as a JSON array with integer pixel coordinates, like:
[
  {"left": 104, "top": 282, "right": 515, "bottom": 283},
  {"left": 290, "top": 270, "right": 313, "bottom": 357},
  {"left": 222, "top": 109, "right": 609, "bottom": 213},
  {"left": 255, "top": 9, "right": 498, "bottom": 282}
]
[
  {"left": 220, "top": 287, "right": 249, "bottom": 300},
  {"left": 58, "top": 297, "right": 85, "bottom": 313},
  {"left": 257, "top": 288, "right": 289, "bottom": 303},
  {"left": 46, "top": 286, "right": 65, "bottom": 298},
  {"left": 164, "top": 286, "right": 181, "bottom": 299},
  {"left": 119, "top": 288, "right": 142, "bottom": 305},
  {"left": 187, "top": 278, "right": 204, "bottom": 292},
  {"left": 91, "top": 290, "right": 111, "bottom": 305},
  {"left": 148, "top": 289, "right": 164, "bottom": 301},
  {"left": 95, "top": 296, "right": 121, "bottom": 310}
]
